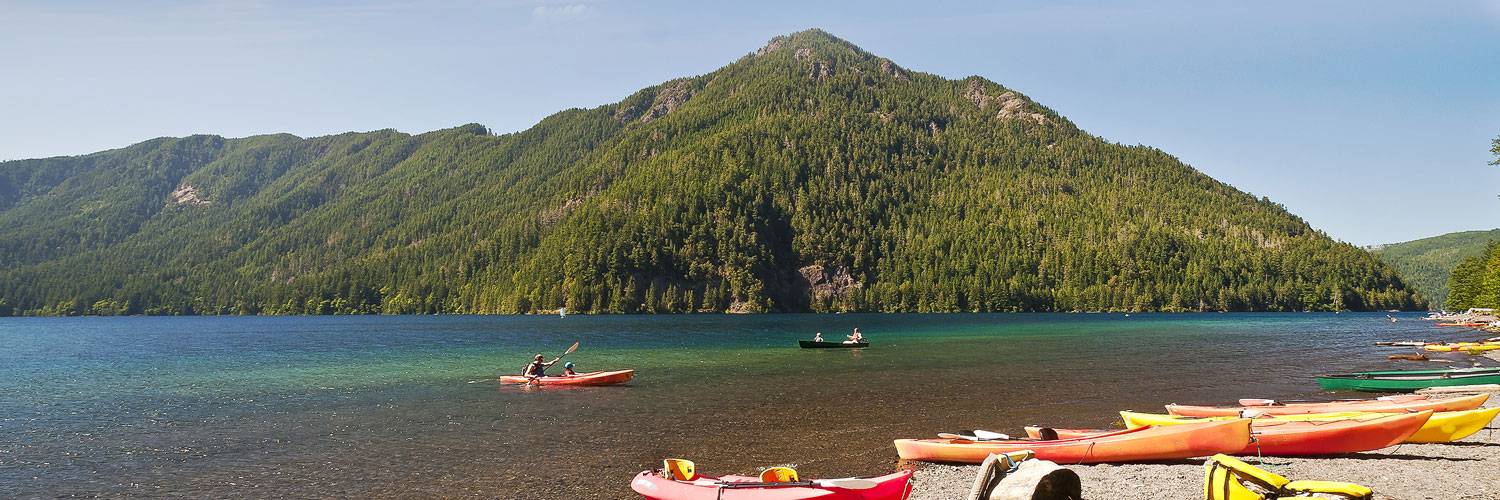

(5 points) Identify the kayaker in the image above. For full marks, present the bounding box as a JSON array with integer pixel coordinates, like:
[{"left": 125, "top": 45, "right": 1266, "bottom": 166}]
[
  {"left": 813, "top": 332, "right": 824, "bottom": 342},
  {"left": 524, "top": 354, "right": 561, "bottom": 380},
  {"left": 845, "top": 328, "right": 864, "bottom": 344},
  {"left": 563, "top": 362, "right": 578, "bottom": 376}
]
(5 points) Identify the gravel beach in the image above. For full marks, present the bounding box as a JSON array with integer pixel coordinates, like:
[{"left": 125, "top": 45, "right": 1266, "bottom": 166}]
[{"left": 907, "top": 394, "right": 1500, "bottom": 499}]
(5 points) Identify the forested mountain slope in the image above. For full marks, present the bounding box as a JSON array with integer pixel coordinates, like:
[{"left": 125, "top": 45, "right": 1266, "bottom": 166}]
[
  {"left": 1446, "top": 242, "right": 1500, "bottom": 311},
  {"left": 1371, "top": 229, "right": 1500, "bottom": 308},
  {"left": 0, "top": 30, "right": 1422, "bottom": 315}
]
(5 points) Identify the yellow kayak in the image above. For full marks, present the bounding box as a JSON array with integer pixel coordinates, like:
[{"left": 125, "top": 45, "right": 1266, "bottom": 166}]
[
  {"left": 1424, "top": 342, "right": 1500, "bottom": 353},
  {"left": 1120, "top": 407, "right": 1500, "bottom": 444}
]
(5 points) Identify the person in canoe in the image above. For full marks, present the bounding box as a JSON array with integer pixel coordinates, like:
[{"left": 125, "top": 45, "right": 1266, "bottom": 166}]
[
  {"left": 523, "top": 353, "right": 562, "bottom": 381},
  {"left": 562, "top": 361, "right": 578, "bottom": 376},
  {"left": 813, "top": 332, "right": 824, "bottom": 342},
  {"left": 844, "top": 328, "right": 864, "bottom": 344}
]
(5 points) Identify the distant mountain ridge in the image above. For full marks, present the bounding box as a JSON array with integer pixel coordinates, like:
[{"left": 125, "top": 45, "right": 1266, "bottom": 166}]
[
  {"left": 1372, "top": 229, "right": 1500, "bottom": 309},
  {"left": 0, "top": 29, "right": 1422, "bottom": 315}
]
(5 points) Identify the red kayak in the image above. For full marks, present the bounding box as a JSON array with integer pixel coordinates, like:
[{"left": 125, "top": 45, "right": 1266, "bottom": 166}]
[
  {"left": 1026, "top": 411, "right": 1430, "bottom": 456},
  {"left": 498, "top": 369, "right": 634, "bottom": 386},
  {"left": 630, "top": 470, "right": 913, "bottom": 500},
  {"left": 1165, "top": 393, "right": 1487, "bottom": 417},
  {"left": 894, "top": 419, "right": 1251, "bottom": 464}
]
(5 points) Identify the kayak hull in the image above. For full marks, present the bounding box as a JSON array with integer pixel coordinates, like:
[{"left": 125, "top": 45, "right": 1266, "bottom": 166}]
[
  {"left": 894, "top": 419, "right": 1251, "bottom": 464},
  {"left": 629, "top": 470, "right": 914, "bottom": 500},
  {"left": 799, "top": 341, "right": 869, "bottom": 349},
  {"left": 1166, "top": 393, "right": 1488, "bottom": 416},
  {"left": 1037, "top": 412, "right": 1429, "bottom": 456},
  {"left": 1317, "top": 368, "right": 1500, "bottom": 392},
  {"left": 499, "top": 369, "right": 635, "bottom": 386},
  {"left": 1122, "top": 408, "right": 1500, "bottom": 444},
  {"left": 1237, "top": 411, "right": 1430, "bottom": 456},
  {"left": 1407, "top": 407, "right": 1500, "bottom": 443}
]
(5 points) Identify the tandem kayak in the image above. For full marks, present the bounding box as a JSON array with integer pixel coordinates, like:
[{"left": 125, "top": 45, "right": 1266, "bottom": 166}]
[
  {"left": 1119, "top": 407, "right": 1500, "bottom": 444},
  {"left": 1166, "top": 393, "right": 1488, "bottom": 416},
  {"left": 629, "top": 469, "right": 914, "bottom": 500},
  {"left": 1316, "top": 368, "right": 1500, "bottom": 392},
  {"left": 894, "top": 419, "right": 1251, "bottom": 464},
  {"left": 1029, "top": 411, "right": 1427, "bottom": 456},
  {"left": 498, "top": 369, "right": 635, "bottom": 386},
  {"left": 799, "top": 341, "right": 869, "bottom": 349}
]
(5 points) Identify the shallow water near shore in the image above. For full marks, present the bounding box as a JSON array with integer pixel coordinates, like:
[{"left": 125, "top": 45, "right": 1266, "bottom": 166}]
[{"left": 2, "top": 313, "right": 1495, "bottom": 498}]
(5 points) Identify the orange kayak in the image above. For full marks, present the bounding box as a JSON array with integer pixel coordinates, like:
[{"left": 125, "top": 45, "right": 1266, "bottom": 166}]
[
  {"left": 894, "top": 419, "right": 1251, "bottom": 464},
  {"left": 630, "top": 469, "right": 913, "bottom": 500},
  {"left": 1026, "top": 411, "right": 1430, "bottom": 456},
  {"left": 1165, "top": 393, "right": 1487, "bottom": 417},
  {"left": 499, "top": 369, "right": 634, "bottom": 386}
]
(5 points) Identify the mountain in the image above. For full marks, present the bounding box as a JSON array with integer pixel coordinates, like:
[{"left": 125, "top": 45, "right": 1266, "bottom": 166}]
[
  {"left": 0, "top": 30, "right": 1422, "bottom": 316},
  {"left": 1371, "top": 229, "right": 1500, "bottom": 308}
]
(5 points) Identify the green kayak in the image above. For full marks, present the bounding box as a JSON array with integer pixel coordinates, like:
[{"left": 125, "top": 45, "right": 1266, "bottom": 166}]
[{"left": 1317, "top": 367, "right": 1500, "bottom": 392}]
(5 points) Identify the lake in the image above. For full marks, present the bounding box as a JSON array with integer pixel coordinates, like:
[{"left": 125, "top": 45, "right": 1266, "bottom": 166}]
[{"left": 2, "top": 313, "right": 1491, "bottom": 498}]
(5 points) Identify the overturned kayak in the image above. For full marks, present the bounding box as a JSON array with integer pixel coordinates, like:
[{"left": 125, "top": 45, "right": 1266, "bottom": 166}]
[
  {"left": 498, "top": 369, "right": 635, "bottom": 386},
  {"left": 1119, "top": 407, "right": 1500, "bottom": 444},
  {"left": 1166, "top": 393, "right": 1488, "bottom": 416},
  {"left": 894, "top": 419, "right": 1251, "bottom": 464},
  {"left": 629, "top": 469, "right": 913, "bottom": 500},
  {"left": 1317, "top": 368, "right": 1500, "bottom": 392},
  {"left": 799, "top": 341, "right": 869, "bottom": 348}
]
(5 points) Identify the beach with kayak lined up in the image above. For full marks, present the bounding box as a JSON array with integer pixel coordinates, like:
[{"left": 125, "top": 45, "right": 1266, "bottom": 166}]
[{"left": 905, "top": 395, "right": 1500, "bottom": 499}]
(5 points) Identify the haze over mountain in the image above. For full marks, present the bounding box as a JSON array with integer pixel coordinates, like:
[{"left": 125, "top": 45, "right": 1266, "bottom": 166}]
[
  {"left": 1371, "top": 229, "right": 1500, "bottom": 309},
  {"left": 0, "top": 30, "right": 1422, "bottom": 316}
]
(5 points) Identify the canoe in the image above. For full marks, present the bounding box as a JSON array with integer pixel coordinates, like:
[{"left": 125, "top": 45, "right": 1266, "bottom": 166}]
[
  {"left": 1317, "top": 368, "right": 1500, "bottom": 392},
  {"left": 629, "top": 469, "right": 913, "bottom": 500},
  {"left": 1436, "top": 322, "right": 1487, "bottom": 327},
  {"left": 1166, "top": 393, "right": 1488, "bottom": 416},
  {"left": 498, "top": 369, "right": 634, "bottom": 386},
  {"left": 1121, "top": 408, "right": 1500, "bottom": 443},
  {"left": 799, "top": 341, "right": 869, "bottom": 349},
  {"left": 893, "top": 419, "right": 1251, "bottom": 464},
  {"left": 1030, "top": 411, "right": 1429, "bottom": 456}
]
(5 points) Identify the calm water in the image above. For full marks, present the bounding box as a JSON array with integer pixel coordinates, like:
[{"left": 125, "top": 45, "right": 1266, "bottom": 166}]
[{"left": 2, "top": 313, "right": 1494, "bottom": 498}]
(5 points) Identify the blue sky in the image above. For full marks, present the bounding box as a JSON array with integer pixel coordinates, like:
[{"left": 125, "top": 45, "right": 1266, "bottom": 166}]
[{"left": 1, "top": 0, "right": 1496, "bottom": 245}]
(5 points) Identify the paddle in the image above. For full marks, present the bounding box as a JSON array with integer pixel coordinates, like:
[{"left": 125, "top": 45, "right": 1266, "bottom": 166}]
[
  {"left": 938, "top": 430, "right": 1011, "bottom": 441},
  {"left": 715, "top": 478, "right": 878, "bottom": 489},
  {"left": 558, "top": 340, "right": 581, "bottom": 360}
]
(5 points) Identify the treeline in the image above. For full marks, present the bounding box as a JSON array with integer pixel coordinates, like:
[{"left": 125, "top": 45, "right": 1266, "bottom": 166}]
[
  {"left": 1446, "top": 243, "right": 1500, "bottom": 311},
  {"left": 1444, "top": 136, "right": 1500, "bottom": 310},
  {"left": 0, "top": 30, "right": 1423, "bottom": 315}
]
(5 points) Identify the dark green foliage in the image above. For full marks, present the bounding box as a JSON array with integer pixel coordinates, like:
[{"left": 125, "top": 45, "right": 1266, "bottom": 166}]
[
  {"left": 1445, "top": 243, "right": 1500, "bottom": 311},
  {"left": 1372, "top": 229, "right": 1500, "bottom": 308},
  {"left": 0, "top": 30, "right": 1423, "bottom": 316}
]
